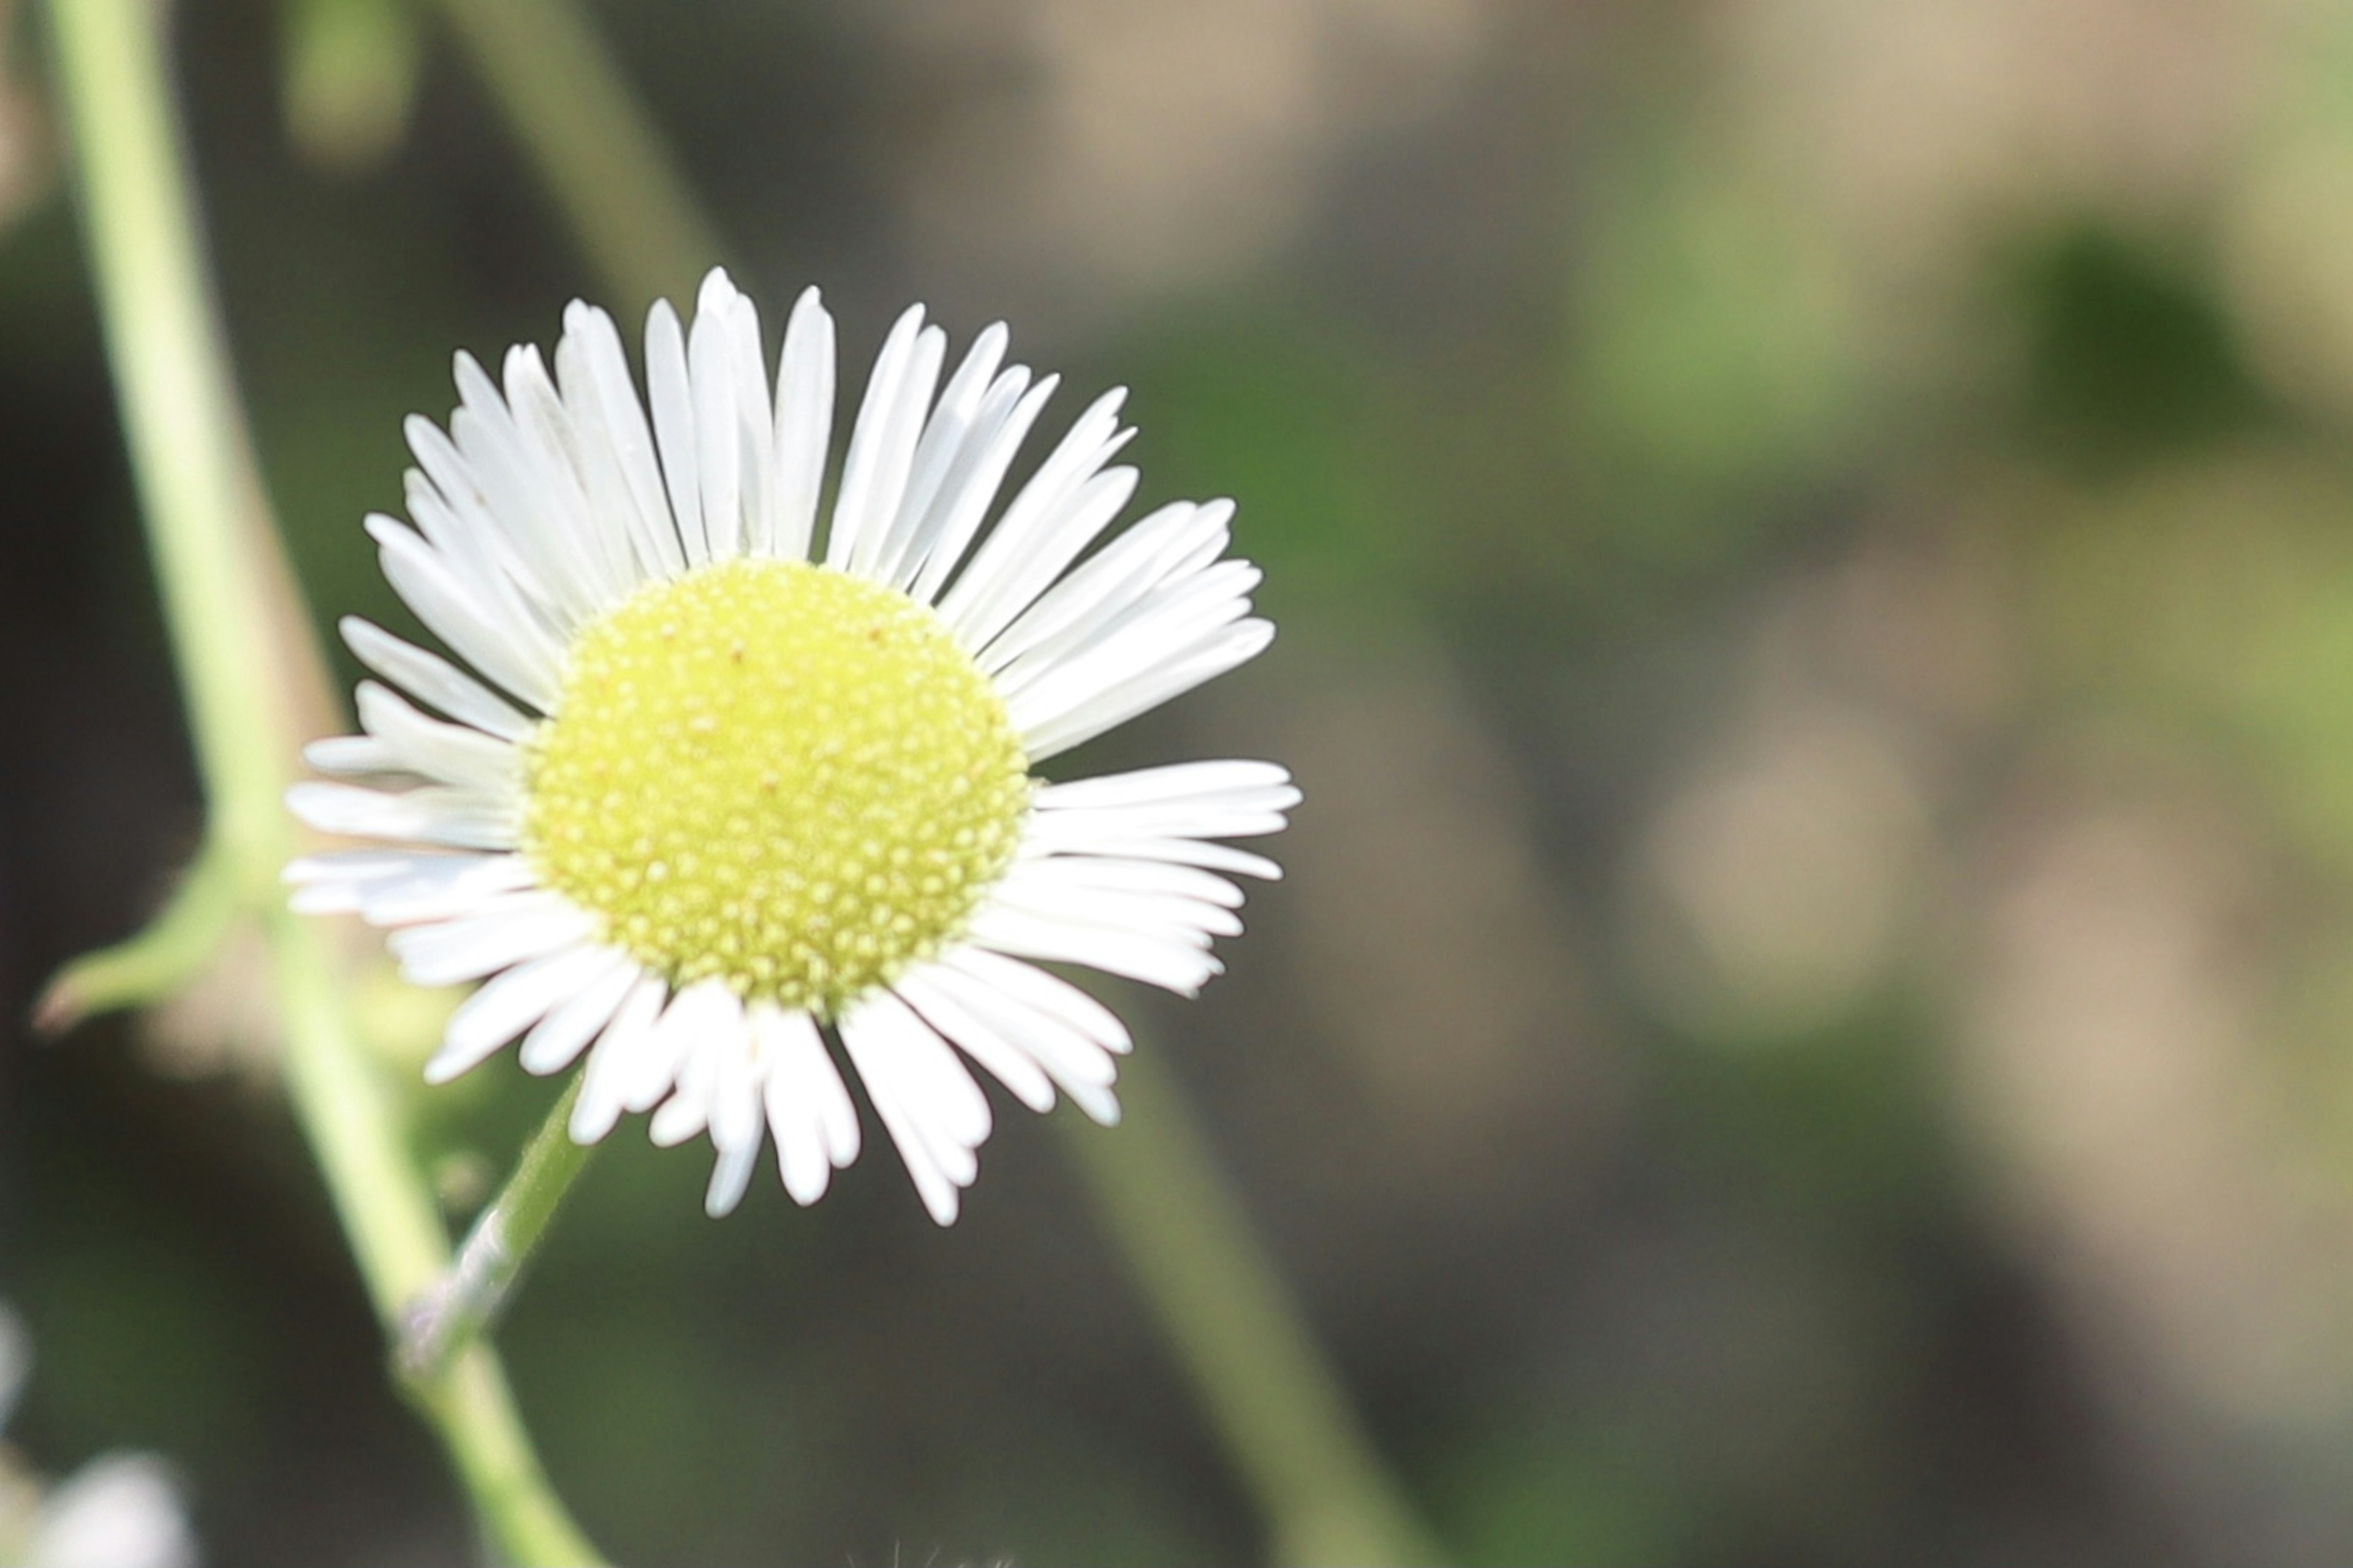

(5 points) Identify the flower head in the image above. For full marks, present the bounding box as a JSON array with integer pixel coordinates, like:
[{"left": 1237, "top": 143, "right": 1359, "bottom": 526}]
[{"left": 287, "top": 270, "right": 1295, "bottom": 1222}]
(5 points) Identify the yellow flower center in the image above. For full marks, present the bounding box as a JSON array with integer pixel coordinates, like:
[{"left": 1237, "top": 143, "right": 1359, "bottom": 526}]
[{"left": 521, "top": 557, "right": 1029, "bottom": 1017}]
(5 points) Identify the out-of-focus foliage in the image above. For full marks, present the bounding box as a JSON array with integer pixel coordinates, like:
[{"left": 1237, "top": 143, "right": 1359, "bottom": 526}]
[{"left": 21, "top": 0, "right": 2353, "bottom": 1564}]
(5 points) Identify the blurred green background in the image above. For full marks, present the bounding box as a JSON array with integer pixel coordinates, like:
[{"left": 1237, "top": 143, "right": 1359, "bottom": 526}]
[{"left": 16, "top": 0, "right": 2353, "bottom": 1562}]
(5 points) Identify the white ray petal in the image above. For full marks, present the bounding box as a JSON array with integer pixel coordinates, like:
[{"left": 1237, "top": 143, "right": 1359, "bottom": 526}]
[
  {"left": 906, "top": 374, "right": 1059, "bottom": 605},
  {"left": 518, "top": 951, "right": 640, "bottom": 1074},
  {"left": 688, "top": 270, "right": 756, "bottom": 560},
  {"left": 1021, "top": 618, "right": 1276, "bottom": 762},
  {"left": 366, "top": 517, "right": 561, "bottom": 710},
  {"left": 868, "top": 324, "right": 1008, "bottom": 585},
  {"left": 911, "top": 960, "right": 1122, "bottom": 1124},
  {"left": 341, "top": 618, "right": 536, "bottom": 738},
  {"left": 827, "top": 306, "right": 941, "bottom": 575},
  {"left": 939, "top": 947, "right": 1134, "bottom": 1052},
  {"left": 625, "top": 977, "right": 736, "bottom": 1116},
  {"left": 839, "top": 989, "right": 990, "bottom": 1222},
  {"left": 976, "top": 499, "right": 1216, "bottom": 675},
  {"left": 966, "top": 904, "right": 1222, "bottom": 995},
  {"left": 645, "top": 298, "right": 707, "bottom": 566},
  {"left": 892, "top": 969, "right": 1056, "bottom": 1113},
  {"left": 430, "top": 942, "right": 624, "bottom": 1084},
  {"left": 572, "top": 975, "right": 667, "bottom": 1143},
  {"left": 770, "top": 287, "right": 835, "bottom": 564},
  {"left": 354, "top": 681, "right": 518, "bottom": 795},
  {"left": 387, "top": 892, "right": 597, "bottom": 988},
  {"left": 936, "top": 388, "right": 1129, "bottom": 641},
  {"left": 286, "top": 780, "right": 517, "bottom": 852},
  {"left": 559, "top": 300, "right": 687, "bottom": 580},
  {"left": 301, "top": 736, "right": 403, "bottom": 778},
  {"left": 1033, "top": 759, "right": 1294, "bottom": 808},
  {"left": 756, "top": 1004, "right": 857, "bottom": 1204}
]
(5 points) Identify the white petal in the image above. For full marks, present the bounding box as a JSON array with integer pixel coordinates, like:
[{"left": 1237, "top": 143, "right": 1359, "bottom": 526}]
[
  {"left": 892, "top": 968, "right": 1056, "bottom": 1113},
  {"left": 911, "top": 959, "right": 1122, "bottom": 1124},
  {"left": 355, "top": 682, "right": 519, "bottom": 794},
  {"left": 906, "top": 374, "right": 1060, "bottom": 605},
  {"left": 518, "top": 951, "right": 640, "bottom": 1074},
  {"left": 838, "top": 988, "right": 991, "bottom": 1222},
  {"left": 704, "top": 1137, "right": 761, "bottom": 1218},
  {"left": 285, "top": 780, "right": 517, "bottom": 852},
  {"left": 341, "top": 618, "right": 534, "bottom": 738},
  {"left": 936, "top": 387, "right": 1130, "bottom": 643},
  {"left": 770, "top": 287, "right": 835, "bottom": 564},
  {"left": 428, "top": 942, "right": 620, "bottom": 1084},
  {"left": 385, "top": 892, "right": 596, "bottom": 987},
  {"left": 625, "top": 977, "right": 737, "bottom": 1115},
  {"left": 756, "top": 1004, "right": 858, "bottom": 1204},
  {"left": 1001, "top": 563, "right": 1258, "bottom": 721},
  {"left": 301, "top": 735, "right": 403, "bottom": 778},
  {"left": 572, "top": 975, "right": 667, "bottom": 1143},
  {"left": 558, "top": 300, "right": 687, "bottom": 580},
  {"left": 826, "top": 305, "right": 939, "bottom": 575},
  {"left": 645, "top": 298, "right": 707, "bottom": 565},
  {"left": 1009, "top": 853, "right": 1245, "bottom": 908},
  {"left": 367, "top": 517, "right": 561, "bottom": 710},
  {"left": 501, "top": 342, "right": 634, "bottom": 608},
  {"left": 1033, "top": 759, "right": 1294, "bottom": 809},
  {"left": 966, "top": 903, "right": 1222, "bottom": 995},
  {"left": 977, "top": 499, "right": 1215, "bottom": 675},
  {"left": 995, "top": 557, "right": 1259, "bottom": 703},
  {"left": 939, "top": 946, "right": 1134, "bottom": 1052},
  {"left": 947, "top": 464, "right": 1137, "bottom": 654},
  {"left": 688, "top": 269, "right": 759, "bottom": 561},
  {"left": 868, "top": 324, "right": 1008, "bottom": 586},
  {"left": 338, "top": 852, "right": 536, "bottom": 925},
  {"left": 1021, "top": 618, "right": 1276, "bottom": 761}
]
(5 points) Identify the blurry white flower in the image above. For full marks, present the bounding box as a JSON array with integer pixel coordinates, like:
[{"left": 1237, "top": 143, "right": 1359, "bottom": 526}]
[
  {"left": 23, "top": 1458, "right": 196, "bottom": 1568},
  {"left": 0, "top": 1305, "right": 198, "bottom": 1568}
]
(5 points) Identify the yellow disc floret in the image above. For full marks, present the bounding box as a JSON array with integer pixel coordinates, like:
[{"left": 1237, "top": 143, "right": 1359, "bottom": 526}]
[{"left": 522, "top": 557, "right": 1030, "bottom": 1017}]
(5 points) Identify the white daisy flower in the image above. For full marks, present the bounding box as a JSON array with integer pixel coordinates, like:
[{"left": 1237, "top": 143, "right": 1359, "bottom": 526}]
[{"left": 285, "top": 268, "right": 1295, "bottom": 1225}]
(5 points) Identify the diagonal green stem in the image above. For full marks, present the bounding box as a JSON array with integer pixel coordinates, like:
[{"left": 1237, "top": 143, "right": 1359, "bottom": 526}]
[
  {"left": 45, "top": 1, "right": 602, "bottom": 1559},
  {"left": 1061, "top": 1045, "right": 1443, "bottom": 1568},
  {"left": 431, "top": 0, "right": 727, "bottom": 315},
  {"left": 399, "top": 1078, "right": 596, "bottom": 1385}
]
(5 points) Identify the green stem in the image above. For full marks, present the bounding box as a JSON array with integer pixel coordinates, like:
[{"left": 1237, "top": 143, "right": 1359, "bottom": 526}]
[
  {"left": 46, "top": 1, "right": 602, "bottom": 1560},
  {"left": 400, "top": 1078, "right": 596, "bottom": 1384},
  {"left": 271, "top": 911, "right": 601, "bottom": 1567},
  {"left": 1062, "top": 1046, "right": 1444, "bottom": 1568},
  {"left": 431, "top": 0, "right": 727, "bottom": 315},
  {"left": 31, "top": 835, "right": 240, "bottom": 1034}
]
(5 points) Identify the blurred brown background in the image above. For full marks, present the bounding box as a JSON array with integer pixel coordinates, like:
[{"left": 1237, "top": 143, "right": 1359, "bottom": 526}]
[{"left": 13, "top": 0, "right": 2353, "bottom": 1562}]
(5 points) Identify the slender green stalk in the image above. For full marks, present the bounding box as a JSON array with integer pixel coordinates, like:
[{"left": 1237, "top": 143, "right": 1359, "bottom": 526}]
[
  {"left": 45, "top": 1, "right": 602, "bottom": 1559},
  {"left": 432, "top": 0, "right": 727, "bottom": 315},
  {"left": 272, "top": 911, "right": 601, "bottom": 1567},
  {"left": 1062, "top": 1045, "right": 1443, "bottom": 1567},
  {"left": 400, "top": 1078, "right": 596, "bottom": 1384}
]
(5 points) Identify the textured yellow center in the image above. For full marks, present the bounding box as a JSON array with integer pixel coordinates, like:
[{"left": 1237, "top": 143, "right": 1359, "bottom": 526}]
[{"left": 521, "top": 557, "right": 1029, "bottom": 1016}]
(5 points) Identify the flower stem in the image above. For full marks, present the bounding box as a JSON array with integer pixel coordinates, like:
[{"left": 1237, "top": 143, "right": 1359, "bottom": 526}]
[
  {"left": 400, "top": 1077, "right": 596, "bottom": 1384},
  {"left": 1061, "top": 1044, "right": 1444, "bottom": 1568},
  {"left": 45, "top": 1, "right": 602, "bottom": 1559},
  {"left": 431, "top": 0, "right": 727, "bottom": 315}
]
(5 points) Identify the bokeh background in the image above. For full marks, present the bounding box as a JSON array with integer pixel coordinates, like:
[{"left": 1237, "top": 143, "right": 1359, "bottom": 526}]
[{"left": 13, "top": 0, "right": 2353, "bottom": 1562}]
